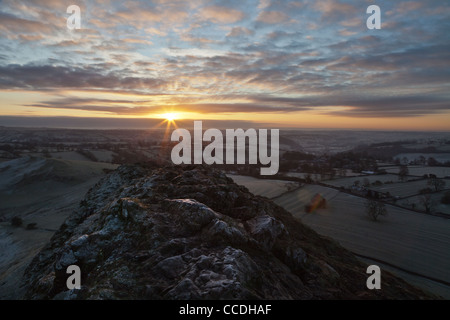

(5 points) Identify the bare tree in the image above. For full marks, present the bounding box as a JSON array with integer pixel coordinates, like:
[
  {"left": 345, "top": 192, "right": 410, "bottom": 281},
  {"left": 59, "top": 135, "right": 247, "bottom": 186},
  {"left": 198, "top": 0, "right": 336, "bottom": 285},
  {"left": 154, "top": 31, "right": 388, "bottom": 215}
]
[
  {"left": 398, "top": 165, "right": 409, "bottom": 182},
  {"left": 428, "top": 178, "right": 446, "bottom": 192},
  {"left": 419, "top": 193, "right": 434, "bottom": 214},
  {"left": 365, "top": 199, "right": 387, "bottom": 221}
]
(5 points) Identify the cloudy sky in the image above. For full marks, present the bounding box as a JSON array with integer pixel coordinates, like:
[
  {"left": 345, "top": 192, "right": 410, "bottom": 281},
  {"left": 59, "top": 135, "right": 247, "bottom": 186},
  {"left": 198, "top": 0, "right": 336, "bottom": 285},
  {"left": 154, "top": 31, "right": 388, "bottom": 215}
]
[{"left": 0, "top": 0, "right": 449, "bottom": 130}]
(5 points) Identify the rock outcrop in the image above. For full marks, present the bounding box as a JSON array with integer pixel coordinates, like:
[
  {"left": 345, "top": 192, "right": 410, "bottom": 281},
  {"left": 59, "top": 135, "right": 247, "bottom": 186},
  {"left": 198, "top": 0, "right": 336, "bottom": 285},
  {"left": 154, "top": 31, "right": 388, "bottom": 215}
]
[{"left": 22, "top": 163, "right": 431, "bottom": 299}]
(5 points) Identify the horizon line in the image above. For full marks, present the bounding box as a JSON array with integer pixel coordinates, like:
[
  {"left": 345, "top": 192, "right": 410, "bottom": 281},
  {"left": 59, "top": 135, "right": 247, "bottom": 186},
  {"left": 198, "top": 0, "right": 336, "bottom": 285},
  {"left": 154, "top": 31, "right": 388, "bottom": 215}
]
[{"left": 0, "top": 116, "right": 449, "bottom": 133}]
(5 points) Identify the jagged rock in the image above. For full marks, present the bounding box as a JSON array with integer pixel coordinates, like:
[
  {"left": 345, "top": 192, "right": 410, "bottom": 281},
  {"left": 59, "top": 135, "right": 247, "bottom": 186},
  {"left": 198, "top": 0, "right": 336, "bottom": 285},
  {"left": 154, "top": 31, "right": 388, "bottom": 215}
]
[
  {"left": 167, "top": 278, "right": 201, "bottom": 299},
  {"left": 70, "top": 235, "right": 89, "bottom": 249},
  {"left": 21, "top": 163, "right": 433, "bottom": 300},
  {"left": 284, "top": 246, "right": 308, "bottom": 272},
  {"left": 245, "top": 215, "right": 287, "bottom": 249},
  {"left": 155, "top": 255, "right": 186, "bottom": 279},
  {"left": 53, "top": 289, "right": 80, "bottom": 300},
  {"left": 204, "top": 219, "right": 248, "bottom": 246},
  {"left": 164, "top": 199, "right": 218, "bottom": 232}
]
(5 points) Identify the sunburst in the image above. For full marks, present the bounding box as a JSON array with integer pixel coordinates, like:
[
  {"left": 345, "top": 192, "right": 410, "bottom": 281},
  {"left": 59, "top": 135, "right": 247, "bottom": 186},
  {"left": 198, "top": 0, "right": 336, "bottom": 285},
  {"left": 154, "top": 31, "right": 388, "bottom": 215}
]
[{"left": 162, "top": 113, "right": 178, "bottom": 122}]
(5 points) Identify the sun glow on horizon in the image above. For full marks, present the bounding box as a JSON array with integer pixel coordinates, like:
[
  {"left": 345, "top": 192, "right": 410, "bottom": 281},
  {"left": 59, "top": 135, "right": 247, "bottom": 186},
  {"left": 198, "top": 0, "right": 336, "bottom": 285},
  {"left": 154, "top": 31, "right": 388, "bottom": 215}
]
[{"left": 162, "top": 113, "right": 179, "bottom": 122}]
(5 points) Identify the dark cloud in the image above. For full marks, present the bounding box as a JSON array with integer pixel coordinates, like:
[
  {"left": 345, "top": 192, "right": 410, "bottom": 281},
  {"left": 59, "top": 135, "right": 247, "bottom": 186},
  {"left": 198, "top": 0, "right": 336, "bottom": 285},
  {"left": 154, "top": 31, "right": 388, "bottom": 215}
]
[
  {"left": 26, "top": 99, "right": 311, "bottom": 115},
  {"left": 0, "top": 64, "right": 166, "bottom": 91},
  {"left": 25, "top": 92, "right": 450, "bottom": 118},
  {"left": 321, "top": 95, "right": 450, "bottom": 118}
]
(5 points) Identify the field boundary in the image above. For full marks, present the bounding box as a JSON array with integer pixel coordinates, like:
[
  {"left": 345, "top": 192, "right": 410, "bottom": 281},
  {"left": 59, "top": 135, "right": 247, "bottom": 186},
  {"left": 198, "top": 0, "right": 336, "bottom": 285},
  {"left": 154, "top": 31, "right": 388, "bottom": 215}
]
[
  {"left": 314, "top": 181, "right": 450, "bottom": 219},
  {"left": 353, "top": 252, "right": 450, "bottom": 288},
  {"left": 396, "top": 188, "right": 450, "bottom": 201},
  {"left": 229, "top": 172, "right": 450, "bottom": 220},
  {"left": 269, "top": 185, "right": 303, "bottom": 201}
]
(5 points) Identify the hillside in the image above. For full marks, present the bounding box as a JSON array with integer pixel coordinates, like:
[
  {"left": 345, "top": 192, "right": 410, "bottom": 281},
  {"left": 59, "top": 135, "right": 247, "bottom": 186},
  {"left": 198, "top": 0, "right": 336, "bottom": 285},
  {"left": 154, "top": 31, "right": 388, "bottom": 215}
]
[
  {"left": 228, "top": 175, "right": 450, "bottom": 298},
  {"left": 22, "top": 163, "right": 433, "bottom": 299},
  {"left": 0, "top": 156, "right": 118, "bottom": 299}
]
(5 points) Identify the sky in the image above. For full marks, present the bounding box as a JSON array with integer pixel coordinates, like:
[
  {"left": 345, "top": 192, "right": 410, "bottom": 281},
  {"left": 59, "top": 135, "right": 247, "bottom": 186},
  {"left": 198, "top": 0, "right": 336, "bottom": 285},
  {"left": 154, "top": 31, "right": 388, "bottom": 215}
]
[{"left": 0, "top": 0, "right": 449, "bottom": 130}]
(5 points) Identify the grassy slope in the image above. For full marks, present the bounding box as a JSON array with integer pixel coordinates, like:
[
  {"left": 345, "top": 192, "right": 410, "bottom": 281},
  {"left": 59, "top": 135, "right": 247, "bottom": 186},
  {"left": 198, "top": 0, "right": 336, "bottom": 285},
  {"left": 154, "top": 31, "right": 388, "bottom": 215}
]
[
  {"left": 0, "top": 157, "right": 118, "bottom": 299},
  {"left": 230, "top": 175, "right": 450, "bottom": 298}
]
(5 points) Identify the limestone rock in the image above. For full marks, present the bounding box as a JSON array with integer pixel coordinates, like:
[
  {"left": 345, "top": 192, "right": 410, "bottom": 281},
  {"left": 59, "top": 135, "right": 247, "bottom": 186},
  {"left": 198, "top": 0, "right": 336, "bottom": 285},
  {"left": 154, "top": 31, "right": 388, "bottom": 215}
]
[{"left": 21, "top": 163, "right": 432, "bottom": 300}]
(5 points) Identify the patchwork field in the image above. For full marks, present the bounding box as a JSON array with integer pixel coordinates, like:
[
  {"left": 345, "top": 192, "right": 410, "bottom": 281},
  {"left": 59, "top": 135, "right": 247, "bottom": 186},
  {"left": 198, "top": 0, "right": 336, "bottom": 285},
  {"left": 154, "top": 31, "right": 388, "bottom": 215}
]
[
  {"left": 383, "top": 166, "right": 450, "bottom": 178},
  {"left": 89, "top": 150, "right": 115, "bottom": 162},
  {"left": 324, "top": 174, "right": 400, "bottom": 188},
  {"left": 370, "top": 179, "right": 437, "bottom": 198},
  {"left": 28, "top": 151, "right": 90, "bottom": 162},
  {"left": 395, "top": 153, "right": 450, "bottom": 164},
  {"left": 278, "top": 188, "right": 450, "bottom": 298},
  {"left": 229, "top": 175, "right": 450, "bottom": 298},
  {"left": 285, "top": 170, "right": 362, "bottom": 180},
  {"left": 28, "top": 150, "right": 115, "bottom": 163},
  {"left": 272, "top": 184, "right": 341, "bottom": 213},
  {"left": 228, "top": 175, "right": 299, "bottom": 199},
  {"left": 403, "top": 192, "right": 450, "bottom": 216}
]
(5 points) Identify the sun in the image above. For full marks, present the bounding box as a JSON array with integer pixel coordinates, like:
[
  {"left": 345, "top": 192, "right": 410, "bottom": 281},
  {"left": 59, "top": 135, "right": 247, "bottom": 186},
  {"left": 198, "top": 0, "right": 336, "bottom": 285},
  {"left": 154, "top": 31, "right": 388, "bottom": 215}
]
[{"left": 163, "top": 113, "right": 178, "bottom": 122}]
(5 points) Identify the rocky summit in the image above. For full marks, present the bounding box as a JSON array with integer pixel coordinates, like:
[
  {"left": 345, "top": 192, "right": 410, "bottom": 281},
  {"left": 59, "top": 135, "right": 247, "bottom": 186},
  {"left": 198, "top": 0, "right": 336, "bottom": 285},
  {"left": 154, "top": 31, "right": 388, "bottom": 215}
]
[{"left": 22, "top": 163, "right": 431, "bottom": 300}]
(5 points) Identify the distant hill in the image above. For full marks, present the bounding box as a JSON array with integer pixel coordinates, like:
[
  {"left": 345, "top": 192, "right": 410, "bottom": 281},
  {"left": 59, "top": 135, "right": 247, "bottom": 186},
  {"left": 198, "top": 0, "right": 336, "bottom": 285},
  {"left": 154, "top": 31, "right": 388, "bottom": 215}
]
[{"left": 0, "top": 156, "right": 117, "bottom": 200}]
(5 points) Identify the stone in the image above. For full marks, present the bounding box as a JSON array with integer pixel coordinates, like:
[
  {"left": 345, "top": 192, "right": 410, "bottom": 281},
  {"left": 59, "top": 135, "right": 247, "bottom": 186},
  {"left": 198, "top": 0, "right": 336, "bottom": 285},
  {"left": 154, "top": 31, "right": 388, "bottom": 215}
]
[
  {"left": 20, "top": 164, "right": 432, "bottom": 300},
  {"left": 245, "top": 215, "right": 286, "bottom": 249}
]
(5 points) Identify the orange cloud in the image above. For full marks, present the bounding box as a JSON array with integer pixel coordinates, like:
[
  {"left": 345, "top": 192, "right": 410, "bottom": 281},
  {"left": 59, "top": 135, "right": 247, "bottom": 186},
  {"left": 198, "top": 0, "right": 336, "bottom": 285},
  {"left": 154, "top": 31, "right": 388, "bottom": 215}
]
[
  {"left": 314, "top": 0, "right": 357, "bottom": 17},
  {"left": 256, "top": 11, "right": 290, "bottom": 24},
  {"left": 200, "top": 6, "right": 245, "bottom": 24},
  {"left": 227, "top": 27, "right": 254, "bottom": 38},
  {"left": 0, "top": 12, "right": 54, "bottom": 34}
]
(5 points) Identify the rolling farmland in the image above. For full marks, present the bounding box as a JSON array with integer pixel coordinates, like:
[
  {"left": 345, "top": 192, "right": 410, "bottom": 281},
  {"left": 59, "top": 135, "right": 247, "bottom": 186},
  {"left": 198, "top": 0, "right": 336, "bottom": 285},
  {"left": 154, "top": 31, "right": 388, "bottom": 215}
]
[
  {"left": 228, "top": 175, "right": 299, "bottom": 199},
  {"left": 369, "top": 180, "right": 433, "bottom": 198},
  {"left": 382, "top": 166, "right": 450, "bottom": 178},
  {"left": 324, "top": 174, "right": 399, "bottom": 188},
  {"left": 285, "top": 170, "right": 362, "bottom": 180},
  {"left": 404, "top": 192, "right": 450, "bottom": 216},
  {"left": 395, "top": 153, "right": 450, "bottom": 164},
  {"left": 229, "top": 174, "right": 450, "bottom": 298}
]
